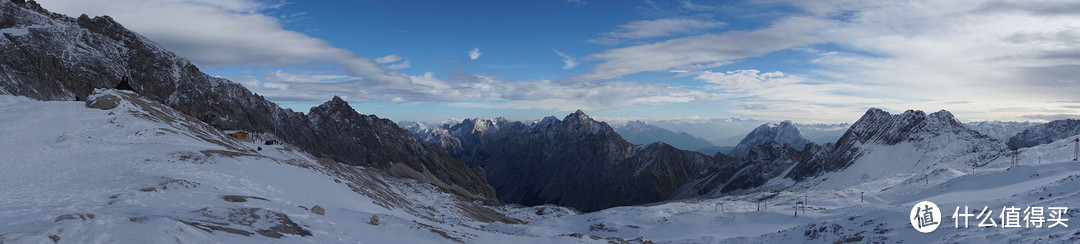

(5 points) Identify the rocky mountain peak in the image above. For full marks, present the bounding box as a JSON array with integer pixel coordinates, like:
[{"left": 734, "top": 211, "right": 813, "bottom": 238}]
[
  {"left": 325, "top": 96, "right": 350, "bottom": 108},
  {"left": 559, "top": 110, "right": 616, "bottom": 137},
  {"left": 846, "top": 108, "right": 972, "bottom": 146},
  {"left": 534, "top": 116, "right": 560, "bottom": 128},
  {"left": 564, "top": 109, "right": 593, "bottom": 123},
  {"left": 927, "top": 109, "right": 963, "bottom": 127},
  {"left": 624, "top": 120, "right": 650, "bottom": 128},
  {"left": 782, "top": 107, "right": 1007, "bottom": 183},
  {"left": 730, "top": 120, "right": 812, "bottom": 158},
  {"left": 310, "top": 96, "right": 358, "bottom": 119}
]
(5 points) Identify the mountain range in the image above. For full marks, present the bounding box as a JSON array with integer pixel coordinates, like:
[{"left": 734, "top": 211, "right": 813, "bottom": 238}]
[
  {"left": 0, "top": 0, "right": 495, "bottom": 202},
  {"left": 963, "top": 120, "right": 1040, "bottom": 141},
  {"left": 611, "top": 120, "right": 718, "bottom": 153},
  {"left": 406, "top": 107, "right": 1013, "bottom": 213},
  {"left": 1006, "top": 119, "right": 1080, "bottom": 149},
  {"left": 6, "top": 1, "right": 1080, "bottom": 242},
  {"left": 410, "top": 111, "right": 722, "bottom": 212}
]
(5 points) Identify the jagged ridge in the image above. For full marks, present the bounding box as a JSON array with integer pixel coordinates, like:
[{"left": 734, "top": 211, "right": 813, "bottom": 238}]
[
  {"left": 432, "top": 110, "right": 722, "bottom": 212},
  {"left": 0, "top": 1, "right": 495, "bottom": 202},
  {"left": 1006, "top": 119, "right": 1080, "bottom": 149}
]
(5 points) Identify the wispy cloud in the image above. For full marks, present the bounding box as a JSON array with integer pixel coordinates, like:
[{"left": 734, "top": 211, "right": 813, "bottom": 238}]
[
  {"left": 469, "top": 47, "right": 482, "bottom": 60},
  {"left": 695, "top": 69, "right": 803, "bottom": 93},
  {"left": 586, "top": 18, "right": 724, "bottom": 45},
  {"left": 40, "top": 0, "right": 1080, "bottom": 122},
  {"left": 576, "top": 16, "right": 828, "bottom": 81},
  {"left": 376, "top": 54, "right": 411, "bottom": 70},
  {"left": 553, "top": 50, "right": 578, "bottom": 69},
  {"left": 40, "top": 0, "right": 411, "bottom": 86},
  {"left": 668, "top": 0, "right": 1080, "bottom": 122},
  {"left": 679, "top": 0, "right": 723, "bottom": 12},
  {"left": 239, "top": 70, "right": 715, "bottom": 111},
  {"left": 375, "top": 54, "right": 404, "bottom": 64}
]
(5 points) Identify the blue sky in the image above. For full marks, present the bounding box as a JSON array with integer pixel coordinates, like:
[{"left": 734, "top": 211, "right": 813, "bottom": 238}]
[{"left": 41, "top": 0, "right": 1080, "bottom": 123}]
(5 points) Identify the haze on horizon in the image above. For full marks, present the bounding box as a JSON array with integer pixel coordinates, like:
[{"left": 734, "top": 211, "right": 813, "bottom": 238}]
[{"left": 39, "top": 0, "right": 1080, "bottom": 124}]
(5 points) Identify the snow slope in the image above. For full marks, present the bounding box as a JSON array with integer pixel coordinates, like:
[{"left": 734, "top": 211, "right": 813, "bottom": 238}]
[
  {"left": 491, "top": 132, "right": 1080, "bottom": 243},
  {"left": 0, "top": 91, "right": 587, "bottom": 243},
  {"left": 3, "top": 91, "right": 1078, "bottom": 243}
]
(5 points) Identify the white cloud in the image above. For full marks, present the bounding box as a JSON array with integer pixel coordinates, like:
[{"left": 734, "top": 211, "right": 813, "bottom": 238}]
[
  {"left": 679, "top": 0, "right": 723, "bottom": 12},
  {"left": 553, "top": 50, "right": 578, "bottom": 69},
  {"left": 375, "top": 54, "right": 404, "bottom": 64},
  {"left": 262, "top": 82, "right": 288, "bottom": 90},
  {"left": 781, "top": 0, "right": 1080, "bottom": 121},
  {"left": 386, "top": 60, "right": 411, "bottom": 70},
  {"left": 695, "top": 69, "right": 803, "bottom": 92},
  {"left": 39, "top": 0, "right": 410, "bottom": 86},
  {"left": 577, "top": 16, "right": 829, "bottom": 81},
  {"left": 232, "top": 71, "right": 261, "bottom": 88},
  {"left": 239, "top": 70, "right": 714, "bottom": 111},
  {"left": 566, "top": 0, "right": 586, "bottom": 5},
  {"left": 469, "top": 47, "right": 482, "bottom": 60},
  {"left": 376, "top": 54, "right": 410, "bottom": 70},
  {"left": 39, "top": 0, "right": 1080, "bottom": 122},
  {"left": 587, "top": 18, "right": 724, "bottom": 45},
  {"left": 160, "top": 0, "right": 277, "bottom": 13},
  {"left": 667, "top": 0, "right": 1080, "bottom": 122},
  {"left": 263, "top": 70, "right": 351, "bottom": 83}
]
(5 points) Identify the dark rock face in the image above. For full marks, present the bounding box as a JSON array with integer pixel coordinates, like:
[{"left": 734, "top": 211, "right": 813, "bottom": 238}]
[
  {"left": 435, "top": 110, "right": 723, "bottom": 212},
  {"left": 723, "top": 142, "right": 820, "bottom": 193},
  {"left": 114, "top": 76, "right": 134, "bottom": 91},
  {"left": 0, "top": 1, "right": 495, "bottom": 202},
  {"left": 685, "top": 142, "right": 819, "bottom": 196},
  {"left": 1007, "top": 119, "right": 1080, "bottom": 149}
]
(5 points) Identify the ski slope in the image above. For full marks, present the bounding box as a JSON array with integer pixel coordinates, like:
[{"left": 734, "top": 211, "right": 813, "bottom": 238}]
[{"left": 499, "top": 133, "right": 1080, "bottom": 243}]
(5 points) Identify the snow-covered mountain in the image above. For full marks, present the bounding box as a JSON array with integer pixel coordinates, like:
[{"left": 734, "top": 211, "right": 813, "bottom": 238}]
[
  {"left": 784, "top": 109, "right": 1008, "bottom": 187},
  {"left": 964, "top": 120, "right": 1040, "bottom": 141},
  {"left": 0, "top": 90, "right": 534, "bottom": 243},
  {"left": 492, "top": 129, "right": 1080, "bottom": 243},
  {"left": 6, "top": 91, "right": 1076, "bottom": 243},
  {"left": 613, "top": 120, "right": 716, "bottom": 152},
  {"left": 606, "top": 118, "right": 848, "bottom": 147},
  {"left": 0, "top": 0, "right": 494, "bottom": 202},
  {"left": 6, "top": 1, "right": 1076, "bottom": 242},
  {"left": 1006, "top": 119, "right": 1080, "bottom": 149},
  {"left": 729, "top": 120, "right": 813, "bottom": 158},
  {"left": 425, "top": 110, "right": 724, "bottom": 212}
]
